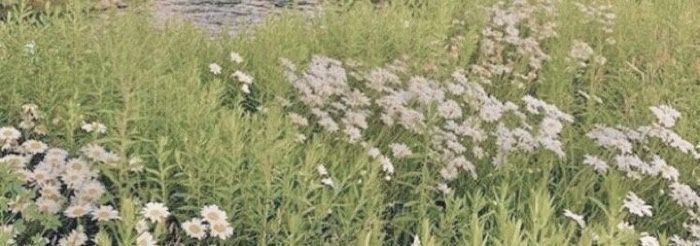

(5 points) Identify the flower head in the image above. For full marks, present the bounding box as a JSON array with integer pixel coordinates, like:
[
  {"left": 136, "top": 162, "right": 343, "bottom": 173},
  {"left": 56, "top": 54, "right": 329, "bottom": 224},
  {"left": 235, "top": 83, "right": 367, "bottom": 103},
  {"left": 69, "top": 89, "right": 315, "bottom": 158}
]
[
  {"left": 209, "top": 63, "right": 222, "bottom": 75},
  {"left": 141, "top": 202, "right": 170, "bottom": 224},
  {"left": 92, "top": 205, "right": 120, "bottom": 222},
  {"left": 182, "top": 218, "right": 207, "bottom": 240},
  {"left": 623, "top": 192, "right": 653, "bottom": 217},
  {"left": 201, "top": 205, "right": 228, "bottom": 224}
]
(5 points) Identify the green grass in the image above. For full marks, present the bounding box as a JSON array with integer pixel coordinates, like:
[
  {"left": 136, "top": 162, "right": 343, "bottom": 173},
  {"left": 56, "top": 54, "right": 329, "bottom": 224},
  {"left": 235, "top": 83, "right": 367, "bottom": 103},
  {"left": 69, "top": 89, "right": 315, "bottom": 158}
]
[{"left": 1, "top": 0, "right": 699, "bottom": 245}]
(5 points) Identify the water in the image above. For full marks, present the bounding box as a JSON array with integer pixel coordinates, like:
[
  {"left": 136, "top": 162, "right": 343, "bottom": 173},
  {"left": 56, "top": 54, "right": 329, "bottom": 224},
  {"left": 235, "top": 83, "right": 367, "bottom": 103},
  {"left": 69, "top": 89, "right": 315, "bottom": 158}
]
[{"left": 152, "top": 0, "right": 319, "bottom": 34}]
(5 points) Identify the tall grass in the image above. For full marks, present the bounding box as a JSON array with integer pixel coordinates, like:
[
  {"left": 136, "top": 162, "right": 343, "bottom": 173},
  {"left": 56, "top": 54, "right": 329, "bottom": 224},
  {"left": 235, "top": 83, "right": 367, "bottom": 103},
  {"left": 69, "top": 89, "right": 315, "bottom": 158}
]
[{"left": 1, "top": 0, "right": 699, "bottom": 244}]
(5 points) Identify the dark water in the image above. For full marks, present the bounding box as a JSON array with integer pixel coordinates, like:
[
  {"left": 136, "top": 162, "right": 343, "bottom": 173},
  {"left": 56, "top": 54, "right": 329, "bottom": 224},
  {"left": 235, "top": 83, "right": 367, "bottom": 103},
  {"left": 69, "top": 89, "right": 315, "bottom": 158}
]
[{"left": 153, "top": 0, "right": 319, "bottom": 34}]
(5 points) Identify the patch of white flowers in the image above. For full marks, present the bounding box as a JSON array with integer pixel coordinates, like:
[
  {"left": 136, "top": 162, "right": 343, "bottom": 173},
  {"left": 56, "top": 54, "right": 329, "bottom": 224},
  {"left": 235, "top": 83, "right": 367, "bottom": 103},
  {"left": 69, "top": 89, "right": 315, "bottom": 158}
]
[{"left": 0, "top": 104, "right": 234, "bottom": 245}]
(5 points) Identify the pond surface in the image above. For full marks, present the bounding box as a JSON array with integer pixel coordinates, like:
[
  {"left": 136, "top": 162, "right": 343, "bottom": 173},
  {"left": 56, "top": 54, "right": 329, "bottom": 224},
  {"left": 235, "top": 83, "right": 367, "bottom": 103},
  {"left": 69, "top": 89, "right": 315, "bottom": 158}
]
[{"left": 152, "top": 0, "right": 319, "bottom": 34}]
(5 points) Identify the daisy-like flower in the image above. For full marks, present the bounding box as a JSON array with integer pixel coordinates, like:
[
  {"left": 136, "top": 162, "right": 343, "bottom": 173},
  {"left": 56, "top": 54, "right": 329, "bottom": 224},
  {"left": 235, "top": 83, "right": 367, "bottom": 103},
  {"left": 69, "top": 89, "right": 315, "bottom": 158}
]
[
  {"left": 141, "top": 202, "right": 170, "bottom": 224},
  {"left": 22, "top": 139, "right": 48, "bottom": 154},
  {"left": 201, "top": 205, "right": 228, "bottom": 223},
  {"left": 75, "top": 180, "right": 106, "bottom": 203},
  {"left": 1, "top": 154, "right": 29, "bottom": 170},
  {"left": 209, "top": 220, "right": 234, "bottom": 240},
  {"left": 92, "top": 205, "right": 120, "bottom": 222},
  {"left": 0, "top": 127, "right": 21, "bottom": 142},
  {"left": 128, "top": 156, "right": 145, "bottom": 172},
  {"left": 563, "top": 209, "right": 586, "bottom": 229},
  {"left": 64, "top": 204, "right": 92, "bottom": 218},
  {"left": 209, "top": 63, "right": 222, "bottom": 75},
  {"left": 230, "top": 52, "right": 243, "bottom": 64},
  {"left": 623, "top": 192, "right": 653, "bottom": 217},
  {"left": 389, "top": 143, "right": 413, "bottom": 159},
  {"left": 36, "top": 197, "right": 63, "bottom": 214},
  {"left": 640, "top": 232, "right": 659, "bottom": 246},
  {"left": 58, "top": 226, "right": 88, "bottom": 246},
  {"left": 182, "top": 218, "right": 207, "bottom": 240},
  {"left": 136, "top": 232, "right": 157, "bottom": 246}
]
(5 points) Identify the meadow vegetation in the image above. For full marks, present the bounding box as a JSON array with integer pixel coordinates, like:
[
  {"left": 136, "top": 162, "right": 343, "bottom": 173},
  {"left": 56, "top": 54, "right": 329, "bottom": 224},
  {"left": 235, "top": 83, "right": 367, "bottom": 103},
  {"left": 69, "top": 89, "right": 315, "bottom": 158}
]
[{"left": 1, "top": 0, "right": 699, "bottom": 245}]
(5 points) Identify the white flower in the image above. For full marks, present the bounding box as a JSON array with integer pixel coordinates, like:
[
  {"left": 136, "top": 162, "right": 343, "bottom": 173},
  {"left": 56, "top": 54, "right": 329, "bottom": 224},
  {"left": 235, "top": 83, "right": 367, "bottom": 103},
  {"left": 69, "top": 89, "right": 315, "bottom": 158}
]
[
  {"left": 230, "top": 52, "right": 243, "bottom": 64},
  {"left": 623, "top": 192, "right": 653, "bottom": 217},
  {"left": 389, "top": 143, "right": 413, "bottom": 159},
  {"left": 141, "top": 202, "right": 170, "bottom": 224},
  {"left": 583, "top": 155, "right": 609, "bottom": 174},
  {"left": 437, "top": 100, "right": 463, "bottom": 119},
  {"left": 92, "top": 205, "right": 120, "bottom": 222},
  {"left": 616, "top": 221, "right": 634, "bottom": 231},
  {"left": 182, "top": 218, "right": 207, "bottom": 240},
  {"left": 24, "top": 41, "right": 37, "bottom": 55},
  {"left": 669, "top": 182, "right": 700, "bottom": 208},
  {"left": 209, "top": 63, "right": 222, "bottom": 75},
  {"left": 22, "top": 140, "right": 48, "bottom": 154},
  {"left": 321, "top": 177, "right": 335, "bottom": 188},
  {"left": 81, "top": 121, "right": 107, "bottom": 134},
  {"left": 569, "top": 40, "right": 594, "bottom": 63},
  {"left": 136, "top": 232, "right": 157, "bottom": 246},
  {"left": 64, "top": 204, "right": 92, "bottom": 218},
  {"left": 563, "top": 209, "right": 586, "bottom": 228},
  {"left": 233, "top": 70, "right": 254, "bottom": 84},
  {"left": 437, "top": 183, "right": 452, "bottom": 195},
  {"left": 317, "top": 164, "right": 329, "bottom": 176},
  {"left": 201, "top": 205, "right": 228, "bottom": 224},
  {"left": 0, "top": 127, "right": 21, "bottom": 142},
  {"left": 241, "top": 84, "right": 251, "bottom": 94},
  {"left": 650, "top": 105, "right": 681, "bottom": 128},
  {"left": 58, "top": 226, "right": 88, "bottom": 246},
  {"left": 209, "top": 220, "right": 234, "bottom": 240},
  {"left": 640, "top": 233, "right": 659, "bottom": 246}
]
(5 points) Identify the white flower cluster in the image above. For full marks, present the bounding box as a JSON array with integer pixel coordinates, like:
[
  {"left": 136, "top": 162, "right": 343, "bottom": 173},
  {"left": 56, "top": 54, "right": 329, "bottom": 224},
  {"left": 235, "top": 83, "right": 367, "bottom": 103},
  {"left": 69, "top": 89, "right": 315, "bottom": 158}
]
[
  {"left": 568, "top": 40, "right": 606, "bottom": 68},
  {"left": 210, "top": 51, "right": 254, "bottom": 94},
  {"left": 584, "top": 104, "right": 700, "bottom": 244},
  {"left": 470, "top": 0, "right": 559, "bottom": 85},
  {"left": 283, "top": 56, "right": 573, "bottom": 190},
  {"left": 0, "top": 104, "right": 234, "bottom": 245}
]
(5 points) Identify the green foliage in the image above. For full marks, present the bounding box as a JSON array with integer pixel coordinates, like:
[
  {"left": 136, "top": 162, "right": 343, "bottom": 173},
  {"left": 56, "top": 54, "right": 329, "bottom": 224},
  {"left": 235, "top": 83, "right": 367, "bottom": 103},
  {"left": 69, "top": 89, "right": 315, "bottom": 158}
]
[{"left": 1, "top": 0, "right": 699, "bottom": 244}]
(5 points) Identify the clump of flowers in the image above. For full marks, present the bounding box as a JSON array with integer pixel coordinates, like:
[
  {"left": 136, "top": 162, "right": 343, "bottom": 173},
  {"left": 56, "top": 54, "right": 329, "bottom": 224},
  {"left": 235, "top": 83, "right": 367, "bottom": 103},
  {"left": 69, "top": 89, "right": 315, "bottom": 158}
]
[
  {"left": 470, "top": 0, "right": 559, "bottom": 86},
  {"left": 583, "top": 104, "right": 700, "bottom": 243},
  {"left": 282, "top": 55, "right": 573, "bottom": 191},
  {"left": 0, "top": 104, "right": 235, "bottom": 245},
  {"left": 574, "top": 2, "right": 617, "bottom": 44}
]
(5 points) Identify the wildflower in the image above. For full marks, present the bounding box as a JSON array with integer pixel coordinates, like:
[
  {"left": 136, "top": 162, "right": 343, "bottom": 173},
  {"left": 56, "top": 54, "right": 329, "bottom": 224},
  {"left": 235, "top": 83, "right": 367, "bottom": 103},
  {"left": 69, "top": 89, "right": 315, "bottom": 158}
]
[
  {"left": 317, "top": 164, "right": 329, "bottom": 176},
  {"left": 294, "top": 134, "right": 307, "bottom": 143},
  {"left": 92, "top": 205, "right": 120, "bottom": 222},
  {"left": 437, "top": 100, "right": 463, "bottom": 119},
  {"left": 321, "top": 177, "right": 335, "bottom": 188},
  {"left": 233, "top": 70, "right": 254, "bottom": 84},
  {"left": 569, "top": 40, "right": 594, "bottom": 62},
  {"left": 0, "top": 127, "right": 21, "bottom": 142},
  {"left": 241, "top": 84, "right": 251, "bottom": 94},
  {"left": 141, "top": 202, "right": 170, "bottom": 224},
  {"left": 58, "top": 226, "right": 88, "bottom": 246},
  {"left": 201, "top": 205, "right": 228, "bottom": 223},
  {"left": 640, "top": 233, "right": 659, "bottom": 246},
  {"left": 22, "top": 139, "right": 48, "bottom": 154},
  {"left": 623, "top": 192, "right": 653, "bottom": 217},
  {"left": 389, "top": 143, "right": 413, "bottom": 159},
  {"left": 650, "top": 105, "right": 681, "bottom": 128},
  {"left": 136, "top": 232, "right": 157, "bottom": 246},
  {"left": 209, "top": 63, "right": 222, "bottom": 75},
  {"left": 669, "top": 182, "right": 700, "bottom": 208},
  {"left": 182, "top": 218, "right": 207, "bottom": 240},
  {"left": 583, "top": 155, "right": 609, "bottom": 174},
  {"left": 209, "top": 220, "right": 234, "bottom": 240},
  {"left": 24, "top": 41, "right": 37, "bottom": 55},
  {"left": 81, "top": 144, "right": 108, "bottom": 161},
  {"left": 563, "top": 209, "right": 586, "bottom": 228},
  {"left": 64, "top": 204, "right": 92, "bottom": 218},
  {"left": 36, "top": 197, "right": 63, "bottom": 214},
  {"left": 230, "top": 52, "right": 243, "bottom": 64},
  {"left": 81, "top": 121, "right": 107, "bottom": 134}
]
